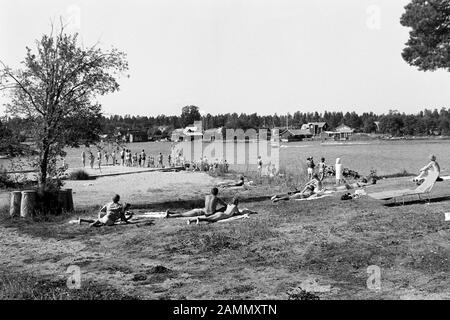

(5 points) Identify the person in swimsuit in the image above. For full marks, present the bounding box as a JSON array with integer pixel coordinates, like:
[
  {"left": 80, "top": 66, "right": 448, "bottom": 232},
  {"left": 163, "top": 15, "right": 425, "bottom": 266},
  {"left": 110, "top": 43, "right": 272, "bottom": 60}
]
[
  {"left": 413, "top": 154, "right": 440, "bottom": 184},
  {"left": 217, "top": 176, "right": 245, "bottom": 188},
  {"left": 187, "top": 197, "right": 257, "bottom": 224},
  {"left": 165, "top": 188, "right": 227, "bottom": 218},
  {"left": 318, "top": 157, "right": 326, "bottom": 181},
  {"left": 271, "top": 174, "right": 322, "bottom": 203},
  {"left": 78, "top": 194, "right": 132, "bottom": 227},
  {"left": 306, "top": 157, "right": 315, "bottom": 180}
]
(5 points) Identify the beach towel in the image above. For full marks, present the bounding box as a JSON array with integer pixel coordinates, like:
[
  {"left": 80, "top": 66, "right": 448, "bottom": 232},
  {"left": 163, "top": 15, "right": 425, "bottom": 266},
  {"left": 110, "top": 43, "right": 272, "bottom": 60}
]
[
  {"left": 137, "top": 212, "right": 167, "bottom": 219},
  {"left": 217, "top": 214, "right": 249, "bottom": 223},
  {"left": 445, "top": 212, "right": 450, "bottom": 222},
  {"left": 294, "top": 194, "right": 331, "bottom": 201}
]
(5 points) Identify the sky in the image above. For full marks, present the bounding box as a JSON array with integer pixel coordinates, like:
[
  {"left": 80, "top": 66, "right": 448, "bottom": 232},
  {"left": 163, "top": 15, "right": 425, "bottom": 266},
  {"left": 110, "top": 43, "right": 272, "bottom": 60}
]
[{"left": 1, "top": 0, "right": 450, "bottom": 117}]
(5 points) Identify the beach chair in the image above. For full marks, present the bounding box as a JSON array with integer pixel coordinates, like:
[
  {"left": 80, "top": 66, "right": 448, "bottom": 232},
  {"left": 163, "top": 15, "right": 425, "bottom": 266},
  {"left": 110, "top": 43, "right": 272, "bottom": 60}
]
[{"left": 368, "top": 170, "right": 439, "bottom": 205}]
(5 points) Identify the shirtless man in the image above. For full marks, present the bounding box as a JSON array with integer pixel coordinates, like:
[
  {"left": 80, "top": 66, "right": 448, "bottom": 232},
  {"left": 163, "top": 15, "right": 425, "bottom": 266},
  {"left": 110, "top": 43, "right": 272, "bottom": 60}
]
[
  {"left": 78, "top": 194, "right": 133, "bottom": 227},
  {"left": 187, "top": 197, "right": 257, "bottom": 224},
  {"left": 165, "top": 187, "right": 227, "bottom": 218}
]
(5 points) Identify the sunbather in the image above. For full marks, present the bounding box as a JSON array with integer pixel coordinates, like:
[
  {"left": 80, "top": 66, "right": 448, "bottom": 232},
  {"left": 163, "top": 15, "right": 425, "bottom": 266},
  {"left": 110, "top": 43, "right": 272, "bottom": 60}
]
[
  {"left": 413, "top": 154, "right": 440, "bottom": 184},
  {"left": 165, "top": 187, "right": 227, "bottom": 218},
  {"left": 187, "top": 197, "right": 256, "bottom": 224},
  {"left": 271, "top": 174, "right": 323, "bottom": 203},
  {"left": 217, "top": 176, "right": 245, "bottom": 188},
  {"left": 78, "top": 194, "right": 132, "bottom": 227}
]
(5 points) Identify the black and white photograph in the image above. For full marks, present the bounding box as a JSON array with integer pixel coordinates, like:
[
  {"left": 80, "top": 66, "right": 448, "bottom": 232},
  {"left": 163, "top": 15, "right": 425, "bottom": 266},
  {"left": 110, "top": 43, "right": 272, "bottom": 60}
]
[{"left": 0, "top": 0, "right": 449, "bottom": 306}]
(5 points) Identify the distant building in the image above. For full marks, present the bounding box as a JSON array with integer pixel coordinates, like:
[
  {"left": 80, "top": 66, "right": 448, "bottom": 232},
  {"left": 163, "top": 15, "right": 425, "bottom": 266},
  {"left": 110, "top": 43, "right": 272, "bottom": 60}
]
[
  {"left": 334, "top": 124, "right": 355, "bottom": 140},
  {"left": 203, "top": 127, "right": 223, "bottom": 141},
  {"left": 128, "top": 130, "right": 148, "bottom": 143},
  {"left": 300, "top": 122, "right": 328, "bottom": 136},
  {"left": 280, "top": 129, "right": 313, "bottom": 142},
  {"left": 171, "top": 120, "right": 204, "bottom": 142},
  {"left": 171, "top": 128, "right": 186, "bottom": 142}
]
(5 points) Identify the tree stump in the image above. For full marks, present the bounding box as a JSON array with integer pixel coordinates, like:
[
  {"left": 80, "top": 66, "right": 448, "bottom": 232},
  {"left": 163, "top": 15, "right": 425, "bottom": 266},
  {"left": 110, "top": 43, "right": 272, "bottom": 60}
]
[
  {"left": 20, "top": 190, "right": 37, "bottom": 218},
  {"left": 57, "top": 190, "right": 68, "bottom": 214},
  {"left": 65, "top": 188, "right": 74, "bottom": 212},
  {"left": 57, "top": 189, "right": 74, "bottom": 213},
  {"left": 9, "top": 191, "right": 22, "bottom": 217}
]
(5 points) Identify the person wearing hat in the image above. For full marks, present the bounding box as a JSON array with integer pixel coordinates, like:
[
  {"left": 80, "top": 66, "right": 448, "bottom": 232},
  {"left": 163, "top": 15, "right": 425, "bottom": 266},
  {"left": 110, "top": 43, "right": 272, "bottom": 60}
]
[
  {"left": 413, "top": 154, "right": 440, "bottom": 184},
  {"left": 78, "top": 194, "right": 132, "bottom": 227}
]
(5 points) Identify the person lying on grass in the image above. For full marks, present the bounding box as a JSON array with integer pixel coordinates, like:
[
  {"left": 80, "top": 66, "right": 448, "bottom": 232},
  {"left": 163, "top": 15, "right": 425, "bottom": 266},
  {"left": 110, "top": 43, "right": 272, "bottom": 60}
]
[
  {"left": 187, "top": 197, "right": 257, "bottom": 224},
  {"left": 217, "top": 175, "right": 245, "bottom": 188},
  {"left": 165, "top": 187, "right": 227, "bottom": 218},
  {"left": 271, "top": 173, "right": 323, "bottom": 203},
  {"left": 78, "top": 194, "right": 133, "bottom": 227}
]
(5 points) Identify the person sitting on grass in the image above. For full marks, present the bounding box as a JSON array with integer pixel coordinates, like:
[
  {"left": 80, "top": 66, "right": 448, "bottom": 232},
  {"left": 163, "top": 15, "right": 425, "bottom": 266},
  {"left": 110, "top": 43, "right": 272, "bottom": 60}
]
[
  {"left": 165, "top": 187, "right": 227, "bottom": 218},
  {"left": 271, "top": 173, "right": 323, "bottom": 203},
  {"left": 78, "top": 194, "right": 133, "bottom": 227},
  {"left": 412, "top": 154, "right": 440, "bottom": 185},
  {"left": 187, "top": 197, "right": 257, "bottom": 224}
]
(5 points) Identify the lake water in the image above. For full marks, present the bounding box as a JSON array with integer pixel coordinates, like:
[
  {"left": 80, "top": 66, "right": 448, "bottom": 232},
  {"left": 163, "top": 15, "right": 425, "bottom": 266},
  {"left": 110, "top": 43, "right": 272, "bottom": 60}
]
[{"left": 1, "top": 139, "right": 449, "bottom": 177}]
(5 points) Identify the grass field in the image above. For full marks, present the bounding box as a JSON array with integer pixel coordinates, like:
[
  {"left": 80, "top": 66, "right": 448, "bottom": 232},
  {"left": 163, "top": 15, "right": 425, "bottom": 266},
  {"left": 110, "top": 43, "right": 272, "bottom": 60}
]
[{"left": 1, "top": 175, "right": 449, "bottom": 300}]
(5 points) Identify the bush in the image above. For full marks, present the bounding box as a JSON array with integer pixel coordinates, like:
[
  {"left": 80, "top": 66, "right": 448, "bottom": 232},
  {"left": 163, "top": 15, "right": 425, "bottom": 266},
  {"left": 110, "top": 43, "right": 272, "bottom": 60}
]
[
  {"left": 0, "top": 169, "right": 15, "bottom": 189},
  {"left": 68, "top": 169, "right": 91, "bottom": 180}
]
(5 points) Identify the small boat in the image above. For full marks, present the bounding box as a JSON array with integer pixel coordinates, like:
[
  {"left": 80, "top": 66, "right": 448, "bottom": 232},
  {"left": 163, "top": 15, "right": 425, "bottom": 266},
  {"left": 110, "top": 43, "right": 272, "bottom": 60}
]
[{"left": 0, "top": 154, "right": 9, "bottom": 159}]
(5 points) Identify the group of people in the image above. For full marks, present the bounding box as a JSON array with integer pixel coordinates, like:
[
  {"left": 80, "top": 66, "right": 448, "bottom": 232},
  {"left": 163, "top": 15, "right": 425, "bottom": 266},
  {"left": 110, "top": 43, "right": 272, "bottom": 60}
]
[
  {"left": 189, "top": 157, "right": 229, "bottom": 173},
  {"left": 165, "top": 187, "right": 256, "bottom": 224},
  {"left": 80, "top": 188, "right": 255, "bottom": 227},
  {"left": 79, "top": 153, "right": 442, "bottom": 227},
  {"left": 306, "top": 156, "right": 345, "bottom": 185},
  {"left": 81, "top": 148, "right": 178, "bottom": 169}
]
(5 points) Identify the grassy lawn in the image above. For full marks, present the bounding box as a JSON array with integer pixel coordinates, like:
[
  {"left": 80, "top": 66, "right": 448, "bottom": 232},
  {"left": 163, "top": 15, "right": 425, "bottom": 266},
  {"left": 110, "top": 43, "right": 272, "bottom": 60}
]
[{"left": 0, "top": 178, "right": 449, "bottom": 300}]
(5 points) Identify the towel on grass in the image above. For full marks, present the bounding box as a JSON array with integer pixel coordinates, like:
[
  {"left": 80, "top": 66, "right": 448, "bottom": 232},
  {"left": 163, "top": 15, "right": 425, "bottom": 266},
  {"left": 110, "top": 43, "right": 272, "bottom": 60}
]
[
  {"left": 217, "top": 213, "right": 249, "bottom": 223},
  {"left": 293, "top": 194, "right": 331, "bottom": 201},
  {"left": 445, "top": 212, "right": 450, "bottom": 222}
]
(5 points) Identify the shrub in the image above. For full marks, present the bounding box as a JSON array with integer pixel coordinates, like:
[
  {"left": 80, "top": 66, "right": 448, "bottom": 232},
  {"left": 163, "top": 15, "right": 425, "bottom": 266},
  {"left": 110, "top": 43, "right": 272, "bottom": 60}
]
[
  {"left": 0, "top": 169, "right": 15, "bottom": 189},
  {"left": 68, "top": 169, "right": 91, "bottom": 180}
]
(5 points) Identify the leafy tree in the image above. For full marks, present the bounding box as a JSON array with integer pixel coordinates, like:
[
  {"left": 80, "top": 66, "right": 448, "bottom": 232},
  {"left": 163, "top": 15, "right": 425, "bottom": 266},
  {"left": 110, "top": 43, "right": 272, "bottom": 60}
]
[
  {"left": 180, "top": 105, "right": 201, "bottom": 127},
  {"left": 0, "top": 25, "right": 128, "bottom": 187},
  {"left": 401, "top": 0, "right": 450, "bottom": 71}
]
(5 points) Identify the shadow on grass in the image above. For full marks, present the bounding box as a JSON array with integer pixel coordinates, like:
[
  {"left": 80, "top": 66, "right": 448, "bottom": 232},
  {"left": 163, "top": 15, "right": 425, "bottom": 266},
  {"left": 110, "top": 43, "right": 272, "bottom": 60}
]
[{"left": 384, "top": 195, "right": 450, "bottom": 207}]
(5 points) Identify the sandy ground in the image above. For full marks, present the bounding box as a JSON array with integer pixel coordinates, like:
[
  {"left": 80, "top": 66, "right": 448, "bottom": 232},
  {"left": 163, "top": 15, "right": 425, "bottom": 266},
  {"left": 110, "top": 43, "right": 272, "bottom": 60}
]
[
  {"left": 0, "top": 169, "right": 231, "bottom": 210},
  {"left": 0, "top": 174, "right": 449, "bottom": 299}
]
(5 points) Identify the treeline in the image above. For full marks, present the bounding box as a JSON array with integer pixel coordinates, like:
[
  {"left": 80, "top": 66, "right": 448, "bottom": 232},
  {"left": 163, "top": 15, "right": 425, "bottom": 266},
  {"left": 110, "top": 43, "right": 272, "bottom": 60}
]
[{"left": 98, "top": 108, "right": 450, "bottom": 136}]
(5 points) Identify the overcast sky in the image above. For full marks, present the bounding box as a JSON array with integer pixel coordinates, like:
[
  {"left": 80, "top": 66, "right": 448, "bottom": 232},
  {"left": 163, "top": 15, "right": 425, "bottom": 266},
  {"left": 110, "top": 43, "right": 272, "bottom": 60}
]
[{"left": 1, "top": 0, "right": 450, "bottom": 117}]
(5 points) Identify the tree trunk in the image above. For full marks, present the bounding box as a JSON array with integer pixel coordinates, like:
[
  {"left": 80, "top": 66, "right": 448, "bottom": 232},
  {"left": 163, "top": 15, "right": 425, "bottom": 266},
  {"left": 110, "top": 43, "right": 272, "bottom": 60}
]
[
  {"left": 65, "top": 188, "right": 74, "bottom": 212},
  {"left": 20, "top": 190, "right": 37, "bottom": 218},
  {"left": 9, "top": 191, "right": 22, "bottom": 217},
  {"left": 39, "top": 143, "right": 50, "bottom": 187}
]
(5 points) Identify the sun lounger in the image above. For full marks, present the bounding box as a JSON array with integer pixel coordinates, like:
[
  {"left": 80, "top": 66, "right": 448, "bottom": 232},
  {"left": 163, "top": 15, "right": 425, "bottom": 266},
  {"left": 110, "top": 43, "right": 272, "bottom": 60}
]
[{"left": 368, "top": 170, "right": 439, "bottom": 204}]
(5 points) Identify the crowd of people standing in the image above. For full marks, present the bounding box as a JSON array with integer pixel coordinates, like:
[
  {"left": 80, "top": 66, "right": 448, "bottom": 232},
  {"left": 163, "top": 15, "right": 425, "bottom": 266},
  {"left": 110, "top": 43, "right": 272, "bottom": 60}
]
[{"left": 80, "top": 147, "right": 182, "bottom": 169}]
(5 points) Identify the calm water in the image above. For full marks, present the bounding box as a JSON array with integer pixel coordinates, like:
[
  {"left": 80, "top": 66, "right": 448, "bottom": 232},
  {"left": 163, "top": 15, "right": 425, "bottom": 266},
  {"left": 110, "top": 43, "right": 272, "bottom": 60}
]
[{"left": 1, "top": 139, "right": 449, "bottom": 177}]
